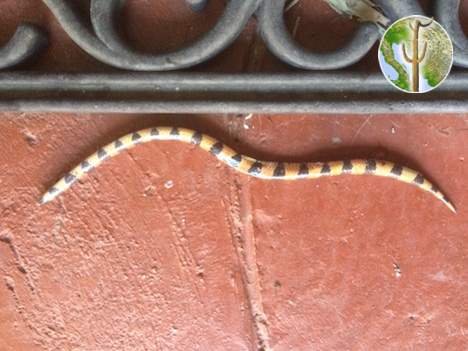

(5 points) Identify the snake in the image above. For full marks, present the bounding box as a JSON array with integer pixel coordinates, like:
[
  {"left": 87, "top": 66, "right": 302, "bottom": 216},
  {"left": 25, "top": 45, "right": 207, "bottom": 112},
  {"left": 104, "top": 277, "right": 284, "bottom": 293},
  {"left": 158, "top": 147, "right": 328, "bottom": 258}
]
[{"left": 40, "top": 127, "right": 455, "bottom": 213}]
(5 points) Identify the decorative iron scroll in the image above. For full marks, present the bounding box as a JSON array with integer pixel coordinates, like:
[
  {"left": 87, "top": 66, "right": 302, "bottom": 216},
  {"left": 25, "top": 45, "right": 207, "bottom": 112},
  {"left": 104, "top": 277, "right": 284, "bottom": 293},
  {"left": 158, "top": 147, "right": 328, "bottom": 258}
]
[{"left": 0, "top": 0, "right": 467, "bottom": 113}]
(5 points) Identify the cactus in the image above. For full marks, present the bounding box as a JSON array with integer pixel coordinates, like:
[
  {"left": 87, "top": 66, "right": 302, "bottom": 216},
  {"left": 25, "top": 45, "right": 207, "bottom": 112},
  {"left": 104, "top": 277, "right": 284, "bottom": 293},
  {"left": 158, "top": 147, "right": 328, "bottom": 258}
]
[{"left": 402, "top": 18, "right": 433, "bottom": 92}]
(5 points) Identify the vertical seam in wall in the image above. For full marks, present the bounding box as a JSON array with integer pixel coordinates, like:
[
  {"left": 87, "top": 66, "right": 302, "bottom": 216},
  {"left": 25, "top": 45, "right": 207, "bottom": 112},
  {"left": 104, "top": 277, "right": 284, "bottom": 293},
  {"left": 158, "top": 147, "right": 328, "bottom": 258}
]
[{"left": 225, "top": 174, "right": 271, "bottom": 351}]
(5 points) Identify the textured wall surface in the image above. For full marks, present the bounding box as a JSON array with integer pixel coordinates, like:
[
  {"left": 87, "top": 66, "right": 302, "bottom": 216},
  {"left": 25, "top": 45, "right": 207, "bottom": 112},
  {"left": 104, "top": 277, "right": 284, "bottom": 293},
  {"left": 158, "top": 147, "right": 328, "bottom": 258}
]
[{"left": 1, "top": 1, "right": 467, "bottom": 350}]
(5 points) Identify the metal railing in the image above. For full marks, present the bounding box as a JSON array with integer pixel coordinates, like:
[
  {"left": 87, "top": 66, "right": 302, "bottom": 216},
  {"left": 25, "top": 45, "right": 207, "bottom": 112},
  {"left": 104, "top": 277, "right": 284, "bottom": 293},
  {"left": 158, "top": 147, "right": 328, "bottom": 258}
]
[{"left": 0, "top": 0, "right": 467, "bottom": 114}]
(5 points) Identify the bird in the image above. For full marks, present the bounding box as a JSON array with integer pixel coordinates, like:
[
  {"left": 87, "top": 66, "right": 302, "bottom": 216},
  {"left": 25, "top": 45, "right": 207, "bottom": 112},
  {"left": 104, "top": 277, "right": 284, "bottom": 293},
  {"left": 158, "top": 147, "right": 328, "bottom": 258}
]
[{"left": 321, "top": 0, "right": 391, "bottom": 32}]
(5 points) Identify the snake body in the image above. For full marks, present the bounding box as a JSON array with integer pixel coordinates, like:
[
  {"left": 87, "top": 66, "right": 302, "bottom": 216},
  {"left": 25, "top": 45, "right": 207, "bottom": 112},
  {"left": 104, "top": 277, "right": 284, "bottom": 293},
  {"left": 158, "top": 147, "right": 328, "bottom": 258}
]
[{"left": 40, "top": 127, "right": 455, "bottom": 212}]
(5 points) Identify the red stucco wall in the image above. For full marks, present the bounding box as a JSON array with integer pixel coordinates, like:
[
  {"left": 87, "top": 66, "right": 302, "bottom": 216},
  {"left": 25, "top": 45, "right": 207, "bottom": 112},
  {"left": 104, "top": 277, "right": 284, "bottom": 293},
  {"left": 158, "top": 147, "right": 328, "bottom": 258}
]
[{"left": 1, "top": 1, "right": 467, "bottom": 350}]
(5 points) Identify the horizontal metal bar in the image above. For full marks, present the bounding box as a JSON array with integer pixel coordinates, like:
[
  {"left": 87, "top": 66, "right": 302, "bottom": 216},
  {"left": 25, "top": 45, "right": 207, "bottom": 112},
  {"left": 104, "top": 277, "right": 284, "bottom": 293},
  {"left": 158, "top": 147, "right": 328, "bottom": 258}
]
[
  {"left": 0, "top": 1, "right": 466, "bottom": 114},
  {"left": 0, "top": 72, "right": 394, "bottom": 92},
  {"left": 3, "top": 100, "right": 468, "bottom": 114},
  {"left": 0, "top": 72, "right": 466, "bottom": 114}
]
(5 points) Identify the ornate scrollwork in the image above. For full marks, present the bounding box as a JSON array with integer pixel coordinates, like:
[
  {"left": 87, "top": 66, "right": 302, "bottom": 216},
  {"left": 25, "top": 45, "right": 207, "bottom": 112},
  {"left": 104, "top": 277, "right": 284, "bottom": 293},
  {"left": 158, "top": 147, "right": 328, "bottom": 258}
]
[
  {"left": 0, "top": 0, "right": 467, "bottom": 70},
  {"left": 0, "top": 24, "right": 47, "bottom": 69},
  {"left": 258, "top": 0, "right": 379, "bottom": 70},
  {"left": 435, "top": 0, "right": 468, "bottom": 68},
  {"left": 41, "top": 0, "right": 260, "bottom": 71}
]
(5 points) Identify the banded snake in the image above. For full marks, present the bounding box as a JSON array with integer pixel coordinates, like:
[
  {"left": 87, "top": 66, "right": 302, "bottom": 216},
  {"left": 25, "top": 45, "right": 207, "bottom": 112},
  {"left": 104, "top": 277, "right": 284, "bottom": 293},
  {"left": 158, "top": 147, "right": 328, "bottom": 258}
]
[{"left": 40, "top": 127, "right": 455, "bottom": 213}]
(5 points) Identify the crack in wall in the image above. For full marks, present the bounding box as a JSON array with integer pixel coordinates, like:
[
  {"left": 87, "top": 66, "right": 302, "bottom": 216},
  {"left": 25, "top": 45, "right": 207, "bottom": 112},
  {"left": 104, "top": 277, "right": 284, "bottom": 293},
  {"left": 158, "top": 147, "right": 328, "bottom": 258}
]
[
  {"left": 224, "top": 175, "right": 271, "bottom": 351},
  {"left": 0, "top": 232, "right": 49, "bottom": 349},
  {"left": 0, "top": 231, "right": 38, "bottom": 295}
]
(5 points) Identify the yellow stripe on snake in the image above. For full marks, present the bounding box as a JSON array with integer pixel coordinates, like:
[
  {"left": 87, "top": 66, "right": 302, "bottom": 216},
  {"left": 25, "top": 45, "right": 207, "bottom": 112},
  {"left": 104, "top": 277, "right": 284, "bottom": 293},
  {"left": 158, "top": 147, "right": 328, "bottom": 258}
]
[{"left": 40, "top": 127, "right": 455, "bottom": 213}]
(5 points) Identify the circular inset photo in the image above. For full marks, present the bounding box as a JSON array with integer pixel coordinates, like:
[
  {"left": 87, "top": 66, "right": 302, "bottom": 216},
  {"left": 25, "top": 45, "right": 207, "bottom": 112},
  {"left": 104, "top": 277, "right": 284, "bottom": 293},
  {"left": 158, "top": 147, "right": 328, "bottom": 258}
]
[{"left": 378, "top": 15, "right": 453, "bottom": 94}]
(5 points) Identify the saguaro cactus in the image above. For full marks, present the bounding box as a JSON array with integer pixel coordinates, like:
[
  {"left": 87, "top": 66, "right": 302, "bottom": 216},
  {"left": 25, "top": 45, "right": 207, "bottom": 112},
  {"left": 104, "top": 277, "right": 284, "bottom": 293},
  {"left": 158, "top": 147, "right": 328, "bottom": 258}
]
[{"left": 402, "top": 18, "right": 433, "bottom": 92}]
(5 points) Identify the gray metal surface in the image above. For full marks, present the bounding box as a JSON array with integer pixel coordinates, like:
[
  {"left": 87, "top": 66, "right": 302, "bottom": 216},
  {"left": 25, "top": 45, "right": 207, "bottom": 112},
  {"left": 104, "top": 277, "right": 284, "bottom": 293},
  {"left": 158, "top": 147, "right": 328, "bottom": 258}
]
[
  {"left": 1, "top": 72, "right": 466, "bottom": 114},
  {"left": 0, "top": 0, "right": 466, "bottom": 114}
]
